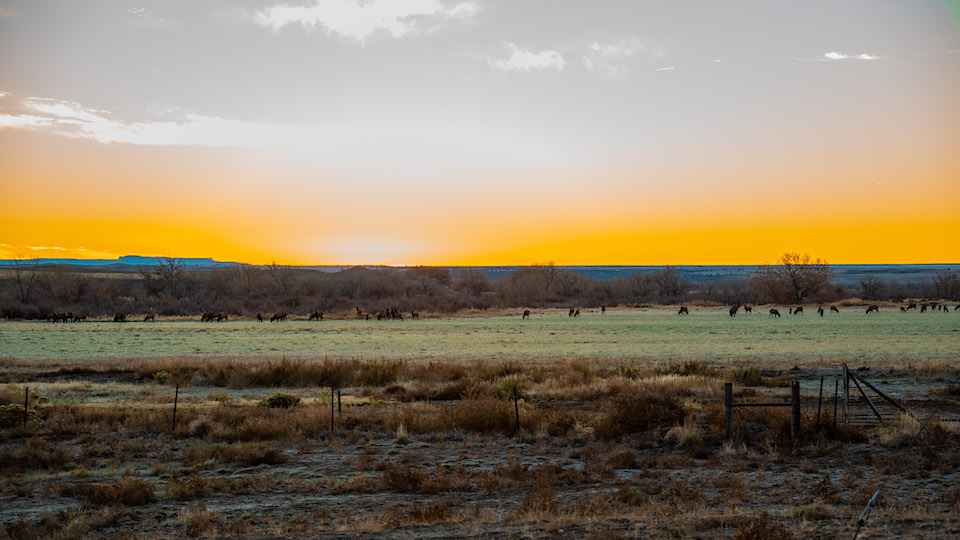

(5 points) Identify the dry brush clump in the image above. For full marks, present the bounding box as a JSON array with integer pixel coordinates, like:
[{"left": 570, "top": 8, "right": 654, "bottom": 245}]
[
  {"left": 0, "top": 436, "right": 75, "bottom": 474},
  {"left": 62, "top": 477, "right": 156, "bottom": 507}
]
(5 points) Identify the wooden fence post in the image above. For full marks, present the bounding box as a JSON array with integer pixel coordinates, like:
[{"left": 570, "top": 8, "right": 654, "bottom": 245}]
[
  {"left": 816, "top": 376, "right": 824, "bottom": 431},
  {"left": 337, "top": 389, "right": 342, "bottom": 416},
  {"left": 790, "top": 380, "right": 801, "bottom": 441},
  {"left": 724, "top": 382, "right": 734, "bottom": 441},
  {"left": 24, "top": 387, "right": 29, "bottom": 428},
  {"left": 330, "top": 387, "right": 335, "bottom": 434},
  {"left": 172, "top": 384, "right": 179, "bottom": 432},
  {"left": 843, "top": 363, "right": 850, "bottom": 422},
  {"left": 513, "top": 386, "right": 520, "bottom": 433},
  {"left": 833, "top": 379, "right": 839, "bottom": 430}
]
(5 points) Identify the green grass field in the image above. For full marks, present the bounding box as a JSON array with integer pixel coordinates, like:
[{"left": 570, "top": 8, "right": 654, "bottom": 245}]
[{"left": 2, "top": 307, "right": 958, "bottom": 362}]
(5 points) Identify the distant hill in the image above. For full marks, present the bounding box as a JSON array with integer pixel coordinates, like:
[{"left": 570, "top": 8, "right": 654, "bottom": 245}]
[
  {"left": 0, "top": 257, "right": 954, "bottom": 286},
  {"left": 0, "top": 255, "right": 239, "bottom": 269}
]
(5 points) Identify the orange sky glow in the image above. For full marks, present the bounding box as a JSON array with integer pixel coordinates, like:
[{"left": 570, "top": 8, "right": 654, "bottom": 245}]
[{"left": 1, "top": 1, "right": 959, "bottom": 266}]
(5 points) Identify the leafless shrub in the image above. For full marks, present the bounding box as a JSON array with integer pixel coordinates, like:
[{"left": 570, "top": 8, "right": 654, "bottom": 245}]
[{"left": 64, "top": 477, "right": 156, "bottom": 506}]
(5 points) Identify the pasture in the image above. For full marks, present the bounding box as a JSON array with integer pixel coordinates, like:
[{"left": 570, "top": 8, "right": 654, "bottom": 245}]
[
  {"left": 2, "top": 306, "right": 959, "bottom": 538},
  {"left": 2, "top": 306, "right": 958, "bottom": 363}
]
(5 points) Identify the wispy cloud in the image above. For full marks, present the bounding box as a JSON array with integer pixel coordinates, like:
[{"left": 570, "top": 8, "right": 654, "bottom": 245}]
[
  {"left": 488, "top": 42, "right": 565, "bottom": 73},
  {"left": 0, "top": 6, "right": 13, "bottom": 19},
  {"left": 0, "top": 94, "right": 561, "bottom": 172},
  {"left": 254, "top": 0, "right": 478, "bottom": 42},
  {"left": 796, "top": 51, "right": 880, "bottom": 62},
  {"left": 654, "top": 66, "right": 676, "bottom": 72},
  {"left": 582, "top": 36, "right": 663, "bottom": 79},
  {"left": 0, "top": 96, "right": 311, "bottom": 147}
]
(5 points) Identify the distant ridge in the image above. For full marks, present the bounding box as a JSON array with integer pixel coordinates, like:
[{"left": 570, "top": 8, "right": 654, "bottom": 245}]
[
  {"left": 0, "top": 257, "right": 953, "bottom": 286},
  {"left": 0, "top": 255, "right": 239, "bottom": 268}
]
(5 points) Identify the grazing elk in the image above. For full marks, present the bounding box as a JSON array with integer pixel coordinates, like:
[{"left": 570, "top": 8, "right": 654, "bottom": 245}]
[
  {"left": 830, "top": 306, "right": 840, "bottom": 314},
  {"left": 729, "top": 305, "right": 739, "bottom": 317},
  {"left": 678, "top": 306, "right": 689, "bottom": 315},
  {"left": 256, "top": 313, "right": 264, "bottom": 322},
  {"left": 356, "top": 306, "right": 362, "bottom": 317},
  {"left": 769, "top": 309, "right": 781, "bottom": 318},
  {"left": 818, "top": 307, "right": 825, "bottom": 317},
  {"left": 201, "top": 312, "right": 215, "bottom": 322},
  {"left": 601, "top": 305, "right": 606, "bottom": 314},
  {"left": 743, "top": 305, "right": 752, "bottom": 314},
  {"left": 921, "top": 305, "right": 928, "bottom": 313},
  {"left": 215, "top": 312, "right": 228, "bottom": 322},
  {"left": 955, "top": 305, "right": 960, "bottom": 311},
  {"left": 569, "top": 308, "right": 576, "bottom": 317},
  {"left": 270, "top": 312, "right": 287, "bottom": 322},
  {"left": 900, "top": 306, "right": 906, "bottom": 312},
  {"left": 574, "top": 309, "right": 581, "bottom": 317},
  {"left": 114, "top": 312, "right": 127, "bottom": 322},
  {"left": 906, "top": 303, "right": 917, "bottom": 310},
  {"left": 309, "top": 311, "right": 323, "bottom": 321},
  {"left": 522, "top": 310, "right": 531, "bottom": 319},
  {"left": 793, "top": 306, "right": 804, "bottom": 315},
  {"left": 865, "top": 305, "right": 879, "bottom": 314},
  {"left": 51, "top": 312, "right": 70, "bottom": 323},
  {"left": 411, "top": 311, "right": 419, "bottom": 319},
  {"left": 143, "top": 314, "right": 155, "bottom": 322},
  {"left": 73, "top": 313, "right": 86, "bottom": 322}
]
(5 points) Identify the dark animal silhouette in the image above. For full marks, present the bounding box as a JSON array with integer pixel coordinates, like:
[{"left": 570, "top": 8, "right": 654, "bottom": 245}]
[
  {"left": 365, "top": 313, "right": 370, "bottom": 320},
  {"left": 411, "top": 311, "right": 419, "bottom": 319},
  {"left": 201, "top": 312, "right": 215, "bottom": 322},
  {"left": 793, "top": 306, "right": 803, "bottom": 315},
  {"left": 729, "top": 305, "right": 739, "bottom": 317},
  {"left": 830, "top": 306, "right": 840, "bottom": 313},
  {"left": 955, "top": 305, "right": 960, "bottom": 311},
  {"left": 569, "top": 308, "right": 576, "bottom": 317},
  {"left": 356, "top": 306, "right": 362, "bottom": 317},
  {"left": 270, "top": 312, "right": 287, "bottom": 322},
  {"left": 215, "top": 312, "right": 227, "bottom": 322},
  {"left": 906, "top": 303, "right": 917, "bottom": 310},
  {"left": 50, "top": 312, "right": 69, "bottom": 323},
  {"left": 743, "top": 305, "right": 752, "bottom": 314},
  {"left": 522, "top": 310, "right": 531, "bottom": 319},
  {"left": 789, "top": 307, "right": 793, "bottom": 315},
  {"left": 574, "top": 309, "right": 580, "bottom": 317},
  {"left": 921, "top": 305, "right": 927, "bottom": 313},
  {"left": 769, "top": 309, "right": 781, "bottom": 318},
  {"left": 678, "top": 306, "right": 689, "bottom": 315},
  {"left": 818, "top": 307, "right": 825, "bottom": 317},
  {"left": 900, "top": 306, "right": 906, "bottom": 312},
  {"left": 256, "top": 313, "right": 264, "bottom": 322},
  {"left": 866, "top": 305, "right": 879, "bottom": 314},
  {"left": 601, "top": 305, "right": 606, "bottom": 314},
  {"left": 309, "top": 311, "right": 323, "bottom": 321},
  {"left": 73, "top": 313, "right": 86, "bottom": 322},
  {"left": 114, "top": 312, "right": 127, "bottom": 322},
  {"left": 143, "top": 314, "right": 155, "bottom": 322}
]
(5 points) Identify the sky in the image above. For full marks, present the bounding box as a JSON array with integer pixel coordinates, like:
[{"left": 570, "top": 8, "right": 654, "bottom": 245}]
[{"left": 1, "top": 0, "right": 959, "bottom": 265}]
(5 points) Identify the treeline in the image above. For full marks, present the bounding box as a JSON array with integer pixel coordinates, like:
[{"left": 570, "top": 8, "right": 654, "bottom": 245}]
[{"left": 1, "top": 257, "right": 958, "bottom": 319}]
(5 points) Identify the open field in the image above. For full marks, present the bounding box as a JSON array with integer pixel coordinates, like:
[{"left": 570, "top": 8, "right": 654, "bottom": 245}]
[
  {"left": 2, "top": 306, "right": 959, "bottom": 363},
  {"left": 1, "top": 309, "right": 959, "bottom": 538}
]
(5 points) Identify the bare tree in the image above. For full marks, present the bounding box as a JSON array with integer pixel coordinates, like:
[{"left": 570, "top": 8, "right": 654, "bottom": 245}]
[
  {"left": 265, "top": 261, "right": 295, "bottom": 295},
  {"left": 454, "top": 268, "right": 490, "bottom": 296},
  {"left": 859, "top": 276, "right": 886, "bottom": 301},
  {"left": 12, "top": 254, "right": 40, "bottom": 303},
  {"left": 753, "top": 253, "right": 833, "bottom": 304},
  {"left": 932, "top": 271, "right": 960, "bottom": 300},
  {"left": 650, "top": 267, "right": 689, "bottom": 299}
]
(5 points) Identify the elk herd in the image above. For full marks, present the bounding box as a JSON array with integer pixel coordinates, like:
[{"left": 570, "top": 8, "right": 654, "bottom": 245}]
[{"left": 37, "top": 301, "right": 960, "bottom": 323}]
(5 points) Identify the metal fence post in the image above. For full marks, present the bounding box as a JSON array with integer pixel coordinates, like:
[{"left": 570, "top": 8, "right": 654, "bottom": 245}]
[
  {"left": 724, "top": 382, "right": 734, "bottom": 441},
  {"left": 791, "top": 380, "right": 801, "bottom": 441}
]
